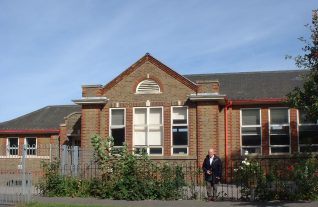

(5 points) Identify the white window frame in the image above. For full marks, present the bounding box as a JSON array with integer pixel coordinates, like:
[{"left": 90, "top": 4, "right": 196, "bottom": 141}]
[
  {"left": 268, "top": 108, "right": 291, "bottom": 155},
  {"left": 6, "top": 137, "right": 19, "bottom": 157},
  {"left": 171, "top": 106, "right": 189, "bottom": 156},
  {"left": 240, "top": 108, "right": 262, "bottom": 155},
  {"left": 25, "top": 137, "right": 37, "bottom": 157},
  {"left": 109, "top": 108, "right": 126, "bottom": 149},
  {"left": 133, "top": 107, "right": 164, "bottom": 156},
  {"left": 297, "top": 110, "right": 318, "bottom": 153}
]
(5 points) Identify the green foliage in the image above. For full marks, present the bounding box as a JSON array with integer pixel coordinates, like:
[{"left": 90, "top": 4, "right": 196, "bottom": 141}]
[
  {"left": 90, "top": 135, "right": 186, "bottom": 200},
  {"left": 233, "top": 152, "right": 318, "bottom": 201},
  {"left": 37, "top": 159, "right": 91, "bottom": 197},
  {"left": 38, "top": 135, "right": 186, "bottom": 200},
  {"left": 233, "top": 152, "right": 265, "bottom": 199},
  {"left": 287, "top": 9, "right": 318, "bottom": 121},
  {"left": 291, "top": 155, "right": 318, "bottom": 200}
]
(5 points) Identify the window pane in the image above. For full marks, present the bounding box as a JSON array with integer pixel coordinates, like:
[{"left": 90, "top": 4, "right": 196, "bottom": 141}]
[
  {"left": 299, "top": 130, "right": 318, "bottom": 145},
  {"left": 9, "top": 149, "right": 18, "bottom": 156},
  {"left": 270, "top": 126, "right": 289, "bottom": 135},
  {"left": 300, "top": 146, "right": 318, "bottom": 153},
  {"left": 148, "top": 127, "right": 162, "bottom": 145},
  {"left": 111, "top": 109, "right": 124, "bottom": 126},
  {"left": 149, "top": 148, "right": 162, "bottom": 155},
  {"left": 271, "top": 147, "right": 289, "bottom": 153},
  {"left": 9, "top": 138, "right": 18, "bottom": 148},
  {"left": 173, "top": 148, "right": 188, "bottom": 155},
  {"left": 242, "top": 147, "right": 261, "bottom": 154},
  {"left": 134, "top": 147, "right": 147, "bottom": 155},
  {"left": 242, "top": 135, "right": 261, "bottom": 146},
  {"left": 149, "top": 108, "right": 162, "bottom": 125},
  {"left": 111, "top": 147, "right": 124, "bottom": 155},
  {"left": 134, "top": 108, "right": 147, "bottom": 125},
  {"left": 26, "top": 138, "right": 36, "bottom": 155},
  {"left": 242, "top": 127, "right": 261, "bottom": 135},
  {"left": 299, "top": 111, "right": 317, "bottom": 124},
  {"left": 26, "top": 138, "right": 36, "bottom": 147},
  {"left": 8, "top": 138, "right": 19, "bottom": 156},
  {"left": 173, "top": 126, "right": 188, "bottom": 145},
  {"left": 270, "top": 135, "right": 290, "bottom": 145},
  {"left": 173, "top": 107, "right": 187, "bottom": 124},
  {"left": 111, "top": 128, "right": 125, "bottom": 146},
  {"left": 134, "top": 126, "right": 146, "bottom": 145},
  {"left": 242, "top": 109, "right": 260, "bottom": 125},
  {"left": 270, "top": 108, "right": 288, "bottom": 125}
]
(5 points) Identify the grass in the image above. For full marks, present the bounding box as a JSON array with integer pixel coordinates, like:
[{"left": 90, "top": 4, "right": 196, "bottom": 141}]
[{"left": 17, "top": 202, "right": 116, "bottom": 207}]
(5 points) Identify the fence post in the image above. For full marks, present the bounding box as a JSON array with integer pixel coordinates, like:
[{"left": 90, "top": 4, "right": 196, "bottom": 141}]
[
  {"left": 73, "top": 146, "right": 79, "bottom": 176},
  {"left": 61, "top": 145, "right": 67, "bottom": 175},
  {"left": 49, "top": 144, "right": 52, "bottom": 163},
  {"left": 22, "top": 144, "right": 27, "bottom": 196}
]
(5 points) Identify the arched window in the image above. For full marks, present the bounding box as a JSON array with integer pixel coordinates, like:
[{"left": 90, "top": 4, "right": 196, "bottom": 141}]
[{"left": 136, "top": 79, "right": 161, "bottom": 94}]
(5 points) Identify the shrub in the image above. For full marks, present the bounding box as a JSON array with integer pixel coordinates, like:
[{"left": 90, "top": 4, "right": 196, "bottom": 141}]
[
  {"left": 38, "top": 135, "right": 187, "bottom": 200},
  {"left": 233, "top": 151, "right": 318, "bottom": 201},
  {"left": 37, "top": 159, "right": 91, "bottom": 197},
  {"left": 90, "top": 135, "right": 186, "bottom": 200}
]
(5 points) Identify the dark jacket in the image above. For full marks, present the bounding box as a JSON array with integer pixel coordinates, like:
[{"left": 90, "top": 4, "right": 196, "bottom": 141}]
[{"left": 202, "top": 155, "right": 222, "bottom": 182}]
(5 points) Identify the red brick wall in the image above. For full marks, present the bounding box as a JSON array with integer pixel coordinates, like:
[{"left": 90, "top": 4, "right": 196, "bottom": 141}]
[
  {"left": 196, "top": 102, "right": 220, "bottom": 167},
  {"left": 290, "top": 108, "right": 298, "bottom": 153},
  {"left": 81, "top": 105, "right": 101, "bottom": 154},
  {"left": 125, "top": 107, "right": 133, "bottom": 150},
  {"left": 59, "top": 125, "right": 67, "bottom": 145},
  {"left": 228, "top": 107, "right": 241, "bottom": 159},
  {"left": 163, "top": 106, "right": 171, "bottom": 156},
  {"left": 188, "top": 103, "right": 197, "bottom": 157}
]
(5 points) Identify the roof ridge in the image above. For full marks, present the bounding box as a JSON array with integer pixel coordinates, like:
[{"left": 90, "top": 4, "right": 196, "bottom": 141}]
[{"left": 183, "top": 69, "right": 304, "bottom": 77}]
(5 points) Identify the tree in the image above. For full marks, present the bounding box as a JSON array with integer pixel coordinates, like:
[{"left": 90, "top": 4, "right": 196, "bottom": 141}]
[{"left": 287, "top": 10, "right": 318, "bottom": 122}]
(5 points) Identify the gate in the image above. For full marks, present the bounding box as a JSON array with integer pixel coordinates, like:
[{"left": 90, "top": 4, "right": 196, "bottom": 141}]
[
  {"left": 0, "top": 145, "right": 32, "bottom": 205},
  {"left": 61, "top": 145, "right": 80, "bottom": 176}
]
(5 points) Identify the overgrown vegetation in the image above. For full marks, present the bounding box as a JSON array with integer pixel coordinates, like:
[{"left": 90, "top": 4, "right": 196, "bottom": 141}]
[
  {"left": 37, "top": 135, "right": 186, "bottom": 200},
  {"left": 37, "top": 158, "right": 91, "bottom": 197},
  {"left": 234, "top": 151, "right": 318, "bottom": 200}
]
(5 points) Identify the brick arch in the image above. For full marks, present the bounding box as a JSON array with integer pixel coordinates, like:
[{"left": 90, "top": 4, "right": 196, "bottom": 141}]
[{"left": 132, "top": 75, "right": 165, "bottom": 93}]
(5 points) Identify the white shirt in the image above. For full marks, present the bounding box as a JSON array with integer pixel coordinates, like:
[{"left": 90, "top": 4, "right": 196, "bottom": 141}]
[{"left": 209, "top": 156, "right": 214, "bottom": 165}]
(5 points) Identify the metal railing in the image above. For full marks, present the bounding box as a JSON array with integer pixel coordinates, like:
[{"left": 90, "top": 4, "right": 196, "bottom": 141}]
[{"left": 1, "top": 144, "right": 317, "bottom": 201}]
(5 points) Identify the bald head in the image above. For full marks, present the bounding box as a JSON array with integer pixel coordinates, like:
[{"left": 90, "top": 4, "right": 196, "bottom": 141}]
[{"left": 208, "top": 148, "right": 215, "bottom": 157}]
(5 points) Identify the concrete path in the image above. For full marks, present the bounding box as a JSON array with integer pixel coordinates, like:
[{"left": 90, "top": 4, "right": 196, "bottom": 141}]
[{"left": 33, "top": 196, "right": 318, "bottom": 207}]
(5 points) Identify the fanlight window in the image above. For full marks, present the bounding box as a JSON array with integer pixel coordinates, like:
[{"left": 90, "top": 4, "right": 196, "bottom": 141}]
[{"left": 136, "top": 79, "right": 160, "bottom": 94}]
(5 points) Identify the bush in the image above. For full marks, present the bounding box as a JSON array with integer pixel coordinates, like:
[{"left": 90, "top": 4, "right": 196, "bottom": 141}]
[
  {"left": 233, "top": 152, "right": 318, "bottom": 201},
  {"left": 90, "top": 135, "right": 186, "bottom": 200},
  {"left": 38, "top": 135, "right": 186, "bottom": 200},
  {"left": 37, "top": 159, "right": 91, "bottom": 197}
]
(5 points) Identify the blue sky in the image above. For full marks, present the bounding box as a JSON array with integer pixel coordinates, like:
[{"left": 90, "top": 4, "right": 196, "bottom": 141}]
[{"left": 0, "top": 0, "right": 317, "bottom": 122}]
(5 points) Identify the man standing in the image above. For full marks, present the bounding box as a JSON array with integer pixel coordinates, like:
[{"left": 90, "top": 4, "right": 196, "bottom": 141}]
[{"left": 202, "top": 148, "right": 222, "bottom": 201}]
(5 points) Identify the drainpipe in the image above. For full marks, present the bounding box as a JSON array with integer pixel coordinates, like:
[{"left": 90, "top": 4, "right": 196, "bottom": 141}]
[{"left": 224, "top": 98, "right": 232, "bottom": 183}]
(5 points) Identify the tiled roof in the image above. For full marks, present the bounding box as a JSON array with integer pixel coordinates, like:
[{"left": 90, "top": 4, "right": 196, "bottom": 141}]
[
  {"left": 184, "top": 70, "right": 306, "bottom": 100},
  {"left": 0, "top": 105, "right": 80, "bottom": 131}
]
